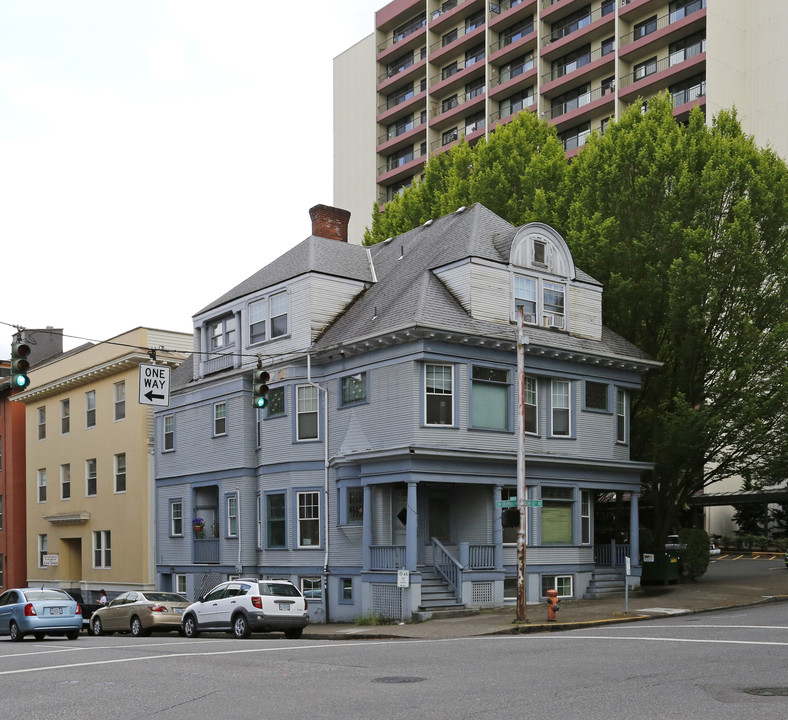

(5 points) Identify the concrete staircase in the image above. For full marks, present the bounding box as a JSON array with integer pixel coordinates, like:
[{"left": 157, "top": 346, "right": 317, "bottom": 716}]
[
  {"left": 583, "top": 568, "right": 626, "bottom": 599},
  {"left": 413, "top": 568, "right": 474, "bottom": 622}
]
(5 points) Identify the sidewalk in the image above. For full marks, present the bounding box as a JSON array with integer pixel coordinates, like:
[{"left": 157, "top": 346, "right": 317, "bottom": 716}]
[{"left": 303, "top": 557, "right": 788, "bottom": 641}]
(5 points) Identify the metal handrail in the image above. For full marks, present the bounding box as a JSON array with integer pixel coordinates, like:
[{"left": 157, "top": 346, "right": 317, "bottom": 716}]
[
  {"left": 432, "top": 538, "right": 462, "bottom": 594},
  {"left": 541, "top": 1, "right": 615, "bottom": 47},
  {"left": 620, "top": 0, "right": 706, "bottom": 48}
]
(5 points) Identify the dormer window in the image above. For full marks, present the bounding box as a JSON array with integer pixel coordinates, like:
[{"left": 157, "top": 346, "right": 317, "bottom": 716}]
[
  {"left": 210, "top": 316, "right": 235, "bottom": 350},
  {"left": 533, "top": 240, "right": 546, "bottom": 266},
  {"left": 249, "top": 291, "right": 289, "bottom": 345},
  {"left": 514, "top": 276, "right": 566, "bottom": 329}
]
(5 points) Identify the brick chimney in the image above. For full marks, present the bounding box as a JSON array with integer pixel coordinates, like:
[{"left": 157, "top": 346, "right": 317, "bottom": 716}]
[{"left": 309, "top": 204, "right": 351, "bottom": 243}]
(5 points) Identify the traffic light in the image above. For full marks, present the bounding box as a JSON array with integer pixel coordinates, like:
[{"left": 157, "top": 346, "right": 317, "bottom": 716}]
[
  {"left": 252, "top": 369, "right": 270, "bottom": 409},
  {"left": 11, "top": 340, "right": 31, "bottom": 390}
]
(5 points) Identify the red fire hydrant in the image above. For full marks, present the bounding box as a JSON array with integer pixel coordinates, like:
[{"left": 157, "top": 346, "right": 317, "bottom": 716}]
[{"left": 546, "top": 589, "right": 560, "bottom": 621}]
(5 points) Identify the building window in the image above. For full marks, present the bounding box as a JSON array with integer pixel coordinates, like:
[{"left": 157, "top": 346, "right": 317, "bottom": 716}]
[
  {"left": 93, "top": 530, "right": 111, "bottom": 568},
  {"left": 209, "top": 315, "right": 235, "bottom": 350},
  {"left": 61, "top": 399, "right": 70, "bottom": 434},
  {"left": 339, "top": 578, "right": 353, "bottom": 604},
  {"left": 465, "top": 77, "right": 484, "bottom": 101},
  {"left": 524, "top": 376, "right": 538, "bottom": 434},
  {"left": 581, "top": 491, "right": 591, "bottom": 544},
  {"left": 249, "top": 299, "right": 267, "bottom": 344},
  {"left": 541, "top": 487, "right": 574, "bottom": 544},
  {"left": 514, "top": 276, "right": 537, "bottom": 323},
  {"left": 441, "top": 127, "right": 459, "bottom": 146},
  {"left": 425, "top": 364, "right": 453, "bottom": 426},
  {"left": 249, "top": 292, "right": 289, "bottom": 344},
  {"left": 634, "top": 56, "right": 657, "bottom": 81},
  {"left": 585, "top": 382, "right": 609, "bottom": 411},
  {"left": 38, "top": 534, "right": 48, "bottom": 567},
  {"left": 214, "top": 402, "right": 227, "bottom": 436},
  {"left": 347, "top": 487, "right": 364, "bottom": 525},
  {"left": 175, "top": 574, "right": 187, "bottom": 594},
  {"left": 543, "top": 282, "right": 565, "bottom": 327},
  {"left": 301, "top": 577, "right": 322, "bottom": 602},
  {"left": 267, "top": 387, "right": 285, "bottom": 417},
  {"left": 551, "top": 381, "right": 571, "bottom": 436},
  {"left": 633, "top": 15, "right": 657, "bottom": 40},
  {"left": 601, "top": 37, "right": 615, "bottom": 57},
  {"left": 164, "top": 414, "right": 174, "bottom": 451},
  {"left": 542, "top": 574, "right": 573, "bottom": 598},
  {"left": 297, "top": 491, "right": 320, "bottom": 548},
  {"left": 61, "top": 464, "right": 71, "bottom": 500},
  {"left": 114, "top": 453, "right": 126, "bottom": 493},
  {"left": 471, "top": 366, "right": 509, "bottom": 431},
  {"left": 37, "top": 407, "right": 46, "bottom": 440},
  {"left": 227, "top": 494, "right": 238, "bottom": 537},
  {"left": 340, "top": 372, "right": 367, "bottom": 406},
  {"left": 86, "top": 390, "right": 96, "bottom": 428},
  {"left": 501, "top": 17, "right": 533, "bottom": 47},
  {"left": 670, "top": 0, "right": 705, "bottom": 23},
  {"left": 266, "top": 492, "right": 286, "bottom": 548},
  {"left": 171, "top": 500, "right": 183, "bottom": 536},
  {"left": 296, "top": 386, "right": 319, "bottom": 441},
  {"left": 269, "top": 292, "right": 289, "bottom": 337},
  {"left": 617, "top": 389, "right": 628, "bottom": 443},
  {"left": 114, "top": 381, "right": 125, "bottom": 421},
  {"left": 501, "top": 486, "right": 518, "bottom": 543},
  {"left": 37, "top": 469, "right": 47, "bottom": 503},
  {"left": 86, "top": 458, "right": 97, "bottom": 497}
]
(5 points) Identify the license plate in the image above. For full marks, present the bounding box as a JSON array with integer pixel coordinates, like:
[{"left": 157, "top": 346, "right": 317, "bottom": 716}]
[
  {"left": 278, "top": 603, "right": 291, "bottom": 611},
  {"left": 49, "top": 607, "right": 63, "bottom": 615},
  {"left": 174, "top": 608, "right": 183, "bottom": 614}
]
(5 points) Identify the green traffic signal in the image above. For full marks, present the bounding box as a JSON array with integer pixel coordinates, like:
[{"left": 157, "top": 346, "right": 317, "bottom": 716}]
[
  {"left": 11, "top": 340, "right": 31, "bottom": 390},
  {"left": 252, "top": 369, "right": 270, "bottom": 409}
]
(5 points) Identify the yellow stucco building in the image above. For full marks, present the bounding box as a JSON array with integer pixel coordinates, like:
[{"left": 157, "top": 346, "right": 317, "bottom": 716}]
[{"left": 15, "top": 327, "right": 192, "bottom": 603}]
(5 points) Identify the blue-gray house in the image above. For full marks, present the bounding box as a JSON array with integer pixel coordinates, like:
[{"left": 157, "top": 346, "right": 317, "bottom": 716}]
[{"left": 154, "top": 203, "right": 658, "bottom": 622}]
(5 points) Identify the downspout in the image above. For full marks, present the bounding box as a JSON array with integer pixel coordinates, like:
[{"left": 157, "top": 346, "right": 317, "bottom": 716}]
[{"left": 306, "top": 353, "right": 330, "bottom": 623}]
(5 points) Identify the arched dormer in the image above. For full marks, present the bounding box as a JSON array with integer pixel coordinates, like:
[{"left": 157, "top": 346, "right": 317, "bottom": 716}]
[{"left": 510, "top": 222, "right": 576, "bottom": 281}]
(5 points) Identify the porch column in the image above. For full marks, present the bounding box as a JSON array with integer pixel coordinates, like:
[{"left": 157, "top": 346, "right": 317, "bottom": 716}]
[
  {"left": 493, "top": 485, "right": 503, "bottom": 570},
  {"left": 362, "top": 485, "right": 372, "bottom": 571},
  {"left": 406, "top": 482, "right": 418, "bottom": 571},
  {"left": 629, "top": 492, "right": 640, "bottom": 566}
]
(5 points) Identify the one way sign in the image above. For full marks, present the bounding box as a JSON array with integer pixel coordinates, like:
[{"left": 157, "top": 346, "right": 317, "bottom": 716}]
[{"left": 138, "top": 364, "right": 171, "bottom": 406}]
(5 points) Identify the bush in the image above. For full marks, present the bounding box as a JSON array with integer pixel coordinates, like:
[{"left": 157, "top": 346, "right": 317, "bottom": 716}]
[
  {"left": 775, "top": 538, "right": 788, "bottom": 553},
  {"left": 678, "top": 528, "right": 710, "bottom": 580}
]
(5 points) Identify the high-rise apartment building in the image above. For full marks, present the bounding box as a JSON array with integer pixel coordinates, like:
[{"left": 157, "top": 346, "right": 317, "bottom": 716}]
[{"left": 334, "top": 0, "right": 788, "bottom": 241}]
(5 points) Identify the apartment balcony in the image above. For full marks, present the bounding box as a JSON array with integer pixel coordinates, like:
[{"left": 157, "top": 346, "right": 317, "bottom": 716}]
[
  {"left": 377, "top": 21, "right": 427, "bottom": 63},
  {"left": 619, "top": 48, "right": 705, "bottom": 102},
  {"left": 377, "top": 52, "right": 427, "bottom": 93},
  {"left": 619, "top": 1, "right": 706, "bottom": 60},
  {"left": 430, "top": 117, "right": 486, "bottom": 154},
  {"left": 541, "top": 46, "right": 615, "bottom": 97},
  {"left": 376, "top": 144, "right": 429, "bottom": 185},
  {"left": 430, "top": 55, "right": 486, "bottom": 96},
  {"left": 619, "top": 0, "right": 670, "bottom": 23},
  {"left": 543, "top": 84, "right": 615, "bottom": 131},
  {"left": 488, "top": 20, "right": 537, "bottom": 65},
  {"left": 671, "top": 77, "right": 706, "bottom": 121},
  {"left": 377, "top": 114, "right": 428, "bottom": 154},
  {"left": 489, "top": 0, "right": 538, "bottom": 32},
  {"left": 540, "top": 1, "right": 615, "bottom": 60},
  {"left": 377, "top": 81, "right": 428, "bottom": 124},
  {"left": 429, "top": 20, "right": 486, "bottom": 64},
  {"left": 430, "top": 85, "right": 486, "bottom": 129},
  {"left": 541, "top": 0, "right": 596, "bottom": 21},
  {"left": 488, "top": 59, "right": 537, "bottom": 100},
  {"left": 429, "top": 0, "right": 484, "bottom": 33},
  {"left": 489, "top": 101, "right": 538, "bottom": 131}
]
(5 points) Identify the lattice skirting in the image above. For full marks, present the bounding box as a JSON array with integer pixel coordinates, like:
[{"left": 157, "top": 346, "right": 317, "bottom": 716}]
[
  {"left": 471, "top": 581, "right": 494, "bottom": 605},
  {"left": 370, "top": 583, "right": 402, "bottom": 619}
]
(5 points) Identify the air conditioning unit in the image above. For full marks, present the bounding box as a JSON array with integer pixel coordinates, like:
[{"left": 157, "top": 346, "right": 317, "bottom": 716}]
[
  {"left": 523, "top": 312, "right": 537, "bottom": 324},
  {"left": 543, "top": 314, "right": 565, "bottom": 329}
]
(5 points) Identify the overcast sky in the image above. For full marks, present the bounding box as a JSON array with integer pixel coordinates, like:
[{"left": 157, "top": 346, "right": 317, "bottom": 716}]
[{"left": 1, "top": 0, "right": 380, "bottom": 360}]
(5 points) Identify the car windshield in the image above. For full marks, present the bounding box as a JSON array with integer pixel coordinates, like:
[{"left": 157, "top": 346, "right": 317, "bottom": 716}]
[
  {"left": 24, "top": 590, "right": 70, "bottom": 602},
  {"left": 259, "top": 583, "right": 300, "bottom": 597},
  {"left": 143, "top": 592, "right": 187, "bottom": 603}
]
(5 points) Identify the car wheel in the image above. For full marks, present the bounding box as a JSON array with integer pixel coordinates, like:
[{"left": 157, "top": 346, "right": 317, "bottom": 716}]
[
  {"left": 284, "top": 627, "right": 303, "bottom": 640},
  {"left": 183, "top": 614, "right": 199, "bottom": 639},
  {"left": 130, "top": 616, "right": 149, "bottom": 637},
  {"left": 66, "top": 630, "right": 79, "bottom": 641},
  {"left": 92, "top": 617, "right": 103, "bottom": 636},
  {"left": 9, "top": 621, "right": 23, "bottom": 642},
  {"left": 232, "top": 614, "right": 251, "bottom": 639}
]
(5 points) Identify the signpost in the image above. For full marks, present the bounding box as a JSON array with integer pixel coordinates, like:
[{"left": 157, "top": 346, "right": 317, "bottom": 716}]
[
  {"left": 625, "top": 556, "right": 631, "bottom": 612},
  {"left": 139, "top": 364, "right": 170, "bottom": 406}
]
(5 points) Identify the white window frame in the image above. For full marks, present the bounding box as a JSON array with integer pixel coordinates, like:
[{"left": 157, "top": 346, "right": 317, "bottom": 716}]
[
  {"left": 86, "top": 458, "right": 97, "bottom": 497},
  {"left": 214, "top": 402, "right": 227, "bottom": 436},
  {"left": 514, "top": 274, "right": 566, "bottom": 328},
  {"left": 37, "top": 469, "right": 47, "bottom": 503},
  {"left": 524, "top": 375, "right": 538, "bottom": 434},
  {"left": 38, "top": 534, "right": 48, "bottom": 568},
  {"left": 296, "top": 385, "right": 319, "bottom": 441},
  {"left": 175, "top": 574, "right": 187, "bottom": 594},
  {"left": 85, "top": 390, "right": 96, "bottom": 428},
  {"left": 425, "top": 363, "right": 454, "bottom": 426},
  {"left": 581, "top": 490, "right": 591, "bottom": 545},
  {"left": 114, "top": 381, "right": 126, "bottom": 421},
  {"left": 227, "top": 494, "right": 238, "bottom": 538},
  {"left": 164, "top": 414, "right": 174, "bottom": 451},
  {"left": 550, "top": 380, "right": 571, "bottom": 437},
  {"left": 300, "top": 577, "right": 323, "bottom": 602},
  {"left": 114, "top": 453, "right": 126, "bottom": 493},
  {"left": 616, "top": 388, "right": 628, "bottom": 443},
  {"left": 37, "top": 407, "right": 46, "bottom": 440},
  {"left": 542, "top": 574, "right": 574, "bottom": 599},
  {"left": 248, "top": 291, "right": 289, "bottom": 345},
  {"left": 209, "top": 315, "right": 235, "bottom": 350},
  {"left": 61, "top": 463, "right": 71, "bottom": 500},
  {"left": 171, "top": 500, "right": 183, "bottom": 536},
  {"left": 93, "top": 530, "right": 111, "bottom": 568},
  {"left": 296, "top": 490, "right": 320, "bottom": 548},
  {"left": 60, "top": 399, "right": 70, "bottom": 434}
]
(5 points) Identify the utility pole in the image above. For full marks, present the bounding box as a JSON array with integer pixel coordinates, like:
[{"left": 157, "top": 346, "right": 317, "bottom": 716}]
[{"left": 516, "top": 306, "right": 529, "bottom": 622}]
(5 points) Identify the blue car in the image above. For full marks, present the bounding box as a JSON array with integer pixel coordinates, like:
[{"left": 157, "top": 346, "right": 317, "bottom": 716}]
[{"left": 0, "top": 588, "right": 82, "bottom": 641}]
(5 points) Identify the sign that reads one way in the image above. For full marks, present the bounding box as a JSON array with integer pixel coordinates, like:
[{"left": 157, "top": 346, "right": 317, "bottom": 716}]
[{"left": 139, "top": 364, "right": 171, "bottom": 406}]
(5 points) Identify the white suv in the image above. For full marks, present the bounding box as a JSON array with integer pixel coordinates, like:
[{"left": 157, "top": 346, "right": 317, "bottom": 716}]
[{"left": 181, "top": 579, "right": 309, "bottom": 640}]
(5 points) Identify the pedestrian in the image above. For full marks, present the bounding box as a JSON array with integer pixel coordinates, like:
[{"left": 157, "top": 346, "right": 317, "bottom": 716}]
[{"left": 98, "top": 589, "right": 107, "bottom": 606}]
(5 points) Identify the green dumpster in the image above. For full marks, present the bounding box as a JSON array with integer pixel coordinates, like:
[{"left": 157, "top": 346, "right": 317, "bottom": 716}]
[{"left": 641, "top": 552, "right": 681, "bottom": 585}]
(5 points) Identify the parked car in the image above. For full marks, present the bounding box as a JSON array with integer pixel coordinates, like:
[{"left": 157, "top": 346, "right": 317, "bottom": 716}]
[
  {"left": 90, "top": 591, "right": 190, "bottom": 637},
  {"left": 709, "top": 542, "right": 721, "bottom": 556},
  {"left": 181, "top": 579, "right": 309, "bottom": 640},
  {"left": 784, "top": 549, "right": 787, "bottom": 568},
  {"left": 0, "top": 588, "right": 82, "bottom": 641},
  {"left": 63, "top": 588, "right": 102, "bottom": 631}
]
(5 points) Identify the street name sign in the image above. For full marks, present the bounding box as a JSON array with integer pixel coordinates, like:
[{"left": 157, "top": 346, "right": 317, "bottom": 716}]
[
  {"left": 525, "top": 500, "right": 543, "bottom": 508},
  {"left": 139, "top": 364, "right": 171, "bottom": 406},
  {"left": 496, "top": 499, "right": 518, "bottom": 508}
]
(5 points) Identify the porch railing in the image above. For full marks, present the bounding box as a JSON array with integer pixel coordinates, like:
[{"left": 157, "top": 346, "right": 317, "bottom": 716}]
[
  {"left": 193, "top": 538, "right": 219, "bottom": 564},
  {"left": 467, "top": 543, "right": 495, "bottom": 569},
  {"left": 432, "top": 538, "right": 462, "bottom": 594},
  {"left": 370, "top": 544, "right": 405, "bottom": 570},
  {"left": 594, "top": 541, "right": 630, "bottom": 567}
]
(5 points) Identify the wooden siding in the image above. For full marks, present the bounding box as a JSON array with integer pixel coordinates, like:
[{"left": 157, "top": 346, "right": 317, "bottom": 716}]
[
  {"left": 470, "top": 263, "right": 511, "bottom": 324},
  {"left": 569, "top": 284, "right": 603, "bottom": 341},
  {"left": 309, "top": 275, "right": 368, "bottom": 340}
]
